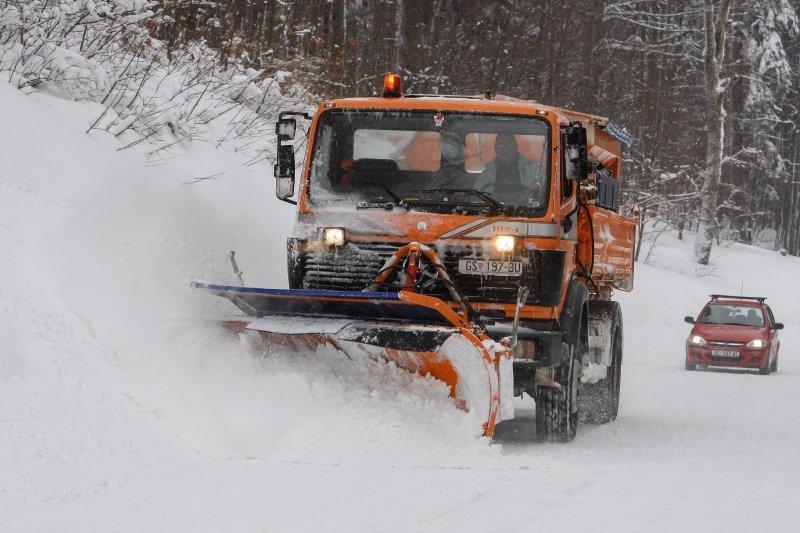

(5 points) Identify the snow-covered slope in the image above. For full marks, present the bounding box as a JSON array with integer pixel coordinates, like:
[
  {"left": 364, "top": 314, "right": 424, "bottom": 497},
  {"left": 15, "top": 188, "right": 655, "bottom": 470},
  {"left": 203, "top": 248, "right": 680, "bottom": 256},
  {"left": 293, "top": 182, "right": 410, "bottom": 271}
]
[{"left": 2, "top": 81, "right": 799, "bottom": 532}]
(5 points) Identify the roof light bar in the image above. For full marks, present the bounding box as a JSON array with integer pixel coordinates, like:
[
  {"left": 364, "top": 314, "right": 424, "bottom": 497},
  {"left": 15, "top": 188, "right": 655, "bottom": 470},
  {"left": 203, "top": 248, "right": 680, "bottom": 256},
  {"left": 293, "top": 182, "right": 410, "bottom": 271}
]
[{"left": 709, "top": 294, "right": 767, "bottom": 303}]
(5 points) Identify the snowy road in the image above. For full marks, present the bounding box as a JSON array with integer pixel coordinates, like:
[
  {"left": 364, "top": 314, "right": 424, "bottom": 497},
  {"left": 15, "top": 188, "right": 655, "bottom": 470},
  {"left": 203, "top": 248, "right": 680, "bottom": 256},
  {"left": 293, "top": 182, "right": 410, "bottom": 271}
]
[
  {"left": 7, "top": 322, "right": 799, "bottom": 533},
  {"left": 6, "top": 258, "right": 799, "bottom": 533}
]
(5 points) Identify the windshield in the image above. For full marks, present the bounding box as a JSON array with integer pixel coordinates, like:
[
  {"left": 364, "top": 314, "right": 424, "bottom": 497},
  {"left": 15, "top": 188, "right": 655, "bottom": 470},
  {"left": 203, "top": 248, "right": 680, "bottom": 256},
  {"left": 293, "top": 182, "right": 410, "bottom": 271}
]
[
  {"left": 308, "top": 109, "right": 550, "bottom": 215},
  {"left": 699, "top": 304, "right": 765, "bottom": 327}
]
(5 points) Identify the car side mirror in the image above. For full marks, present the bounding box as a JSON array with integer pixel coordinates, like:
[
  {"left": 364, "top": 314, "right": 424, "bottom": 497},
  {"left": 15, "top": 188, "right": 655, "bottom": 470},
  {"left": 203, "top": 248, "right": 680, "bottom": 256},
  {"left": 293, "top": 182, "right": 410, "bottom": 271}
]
[
  {"left": 684, "top": 316, "right": 695, "bottom": 324},
  {"left": 774, "top": 323, "right": 784, "bottom": 330},
  {"left": 564, "top": 122, "right": 588, "bottom": 181}
]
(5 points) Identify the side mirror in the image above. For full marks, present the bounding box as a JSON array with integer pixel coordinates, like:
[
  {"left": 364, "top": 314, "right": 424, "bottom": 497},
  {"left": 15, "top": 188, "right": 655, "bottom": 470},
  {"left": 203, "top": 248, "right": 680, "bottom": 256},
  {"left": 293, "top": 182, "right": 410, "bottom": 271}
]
[
  {"left": 276, "top": 118, "right": 297, "bottom": 141},
  {"left": 272, "top": 112, "right": 311, "bottom": 204},
  {"left": 774, "top": 323, "right": 784, "bottom": 330},
  {"left": 564, "top": 122, "right": 588, "bottom": 181},
  {"left": 684, "top": 316, "right": 695, "bottom": 324},
  {"left": 274, "top": 145, "right": 295, "bottom": 200}
]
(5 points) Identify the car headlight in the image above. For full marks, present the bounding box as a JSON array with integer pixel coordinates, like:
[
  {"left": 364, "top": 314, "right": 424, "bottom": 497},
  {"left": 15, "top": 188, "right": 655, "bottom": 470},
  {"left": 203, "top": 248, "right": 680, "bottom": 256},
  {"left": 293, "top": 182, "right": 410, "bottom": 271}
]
[
  {"left": 322, "top": 227, "right": 346, "bottom": 247},
  {"left": 493, "top": 235, "right": 516, "bottom": 252},
  {"left": 746, "top": 339, "right": 767, "bottom": 349},
  {"left": 688, "top": 335, "right": 707, "bottom": 347}
]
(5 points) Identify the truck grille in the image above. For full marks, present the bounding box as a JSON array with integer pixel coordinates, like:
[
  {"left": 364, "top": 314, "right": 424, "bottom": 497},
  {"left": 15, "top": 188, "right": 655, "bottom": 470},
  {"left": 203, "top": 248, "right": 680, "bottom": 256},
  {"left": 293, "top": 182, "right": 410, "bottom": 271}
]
[
  {"left": 296, "top": 240, "right": 564, "bottom": 306},
  {"left": 708, "top": 341, "right": 745, "bottom": 347},
  {"left": 301, "top": 242, "right": 397, "bottom": 291}
]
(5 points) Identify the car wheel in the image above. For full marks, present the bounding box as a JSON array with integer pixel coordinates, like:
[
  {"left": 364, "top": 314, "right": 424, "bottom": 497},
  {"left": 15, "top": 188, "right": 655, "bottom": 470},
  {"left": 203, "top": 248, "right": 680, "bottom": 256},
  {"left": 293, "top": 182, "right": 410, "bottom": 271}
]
[
  {"left": 758, "top": 357, "right": 771, "bottom": 375},
  {"left": 770, "top": 355, "right": 778, "bottom": 373},
  {"left": 685, "top": 360, "right": 697, "bottom": 371}
]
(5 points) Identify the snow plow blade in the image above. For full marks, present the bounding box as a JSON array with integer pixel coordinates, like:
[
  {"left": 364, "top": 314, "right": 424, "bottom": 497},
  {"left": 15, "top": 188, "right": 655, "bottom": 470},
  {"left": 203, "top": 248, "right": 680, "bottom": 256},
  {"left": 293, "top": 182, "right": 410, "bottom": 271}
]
[{"left": 191, "top": 282, "right": 513, "bottom": 438}]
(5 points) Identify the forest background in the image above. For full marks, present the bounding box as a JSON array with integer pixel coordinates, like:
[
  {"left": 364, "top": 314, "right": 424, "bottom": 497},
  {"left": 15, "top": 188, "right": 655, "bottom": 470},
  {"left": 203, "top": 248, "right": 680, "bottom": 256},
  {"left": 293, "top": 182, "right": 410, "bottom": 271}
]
[{"left": 3, "top": 0, "right": 799, "bottom": 257}]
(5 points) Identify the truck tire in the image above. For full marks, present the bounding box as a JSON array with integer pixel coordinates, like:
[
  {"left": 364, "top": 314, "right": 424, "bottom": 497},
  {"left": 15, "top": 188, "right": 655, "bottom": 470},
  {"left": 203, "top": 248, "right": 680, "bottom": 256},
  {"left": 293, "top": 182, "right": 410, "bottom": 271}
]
[
  {"left": 535, "top": 324, "right": 585, "bottom": 442},
  {"left": 581, "top": 301, "right": 623, "bottom": 424}
]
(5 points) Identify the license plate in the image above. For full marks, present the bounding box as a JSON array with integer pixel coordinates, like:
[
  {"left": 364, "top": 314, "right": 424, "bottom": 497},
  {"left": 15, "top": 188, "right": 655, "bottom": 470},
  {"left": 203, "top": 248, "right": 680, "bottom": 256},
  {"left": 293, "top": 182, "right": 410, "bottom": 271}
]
[
  {"left": 712, "top": 349, "right": 739, "bottom": 358},
  {"left": 458, "top": 259, "right": 523, "bottom": 276}
]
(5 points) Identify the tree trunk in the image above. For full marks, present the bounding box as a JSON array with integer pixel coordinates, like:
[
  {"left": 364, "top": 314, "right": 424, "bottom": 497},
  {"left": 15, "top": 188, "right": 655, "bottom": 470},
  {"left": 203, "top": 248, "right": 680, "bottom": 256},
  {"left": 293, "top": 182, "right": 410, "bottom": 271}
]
[
  {"left": 393, "top": 0, "right": 404, "bottom": 72},
  {"left": 694, "top": 0, "right": 733, "bottom": 265}
]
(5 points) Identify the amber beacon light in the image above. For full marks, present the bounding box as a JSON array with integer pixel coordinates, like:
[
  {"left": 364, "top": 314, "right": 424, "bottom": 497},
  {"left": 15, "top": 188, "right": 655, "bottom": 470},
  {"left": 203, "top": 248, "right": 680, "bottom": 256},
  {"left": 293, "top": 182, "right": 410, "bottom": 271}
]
[{"left": 383, "top": 74, "right": 402, "bottom": 98}]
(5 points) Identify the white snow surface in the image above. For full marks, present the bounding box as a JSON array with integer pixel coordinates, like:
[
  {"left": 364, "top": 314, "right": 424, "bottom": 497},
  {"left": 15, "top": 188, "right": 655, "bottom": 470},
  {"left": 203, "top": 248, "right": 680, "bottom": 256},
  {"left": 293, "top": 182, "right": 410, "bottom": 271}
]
[{"left": 1, "top": 80, "right": 799, "bottom": 532}]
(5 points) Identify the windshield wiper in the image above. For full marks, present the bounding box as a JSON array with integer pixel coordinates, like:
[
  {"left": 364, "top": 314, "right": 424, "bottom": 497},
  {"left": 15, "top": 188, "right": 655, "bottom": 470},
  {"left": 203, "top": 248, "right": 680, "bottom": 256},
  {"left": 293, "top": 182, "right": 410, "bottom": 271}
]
[
  {"left": 352, "top": 182, "right": 408, "bottom": 210},
  {"left": 407, "top": 188, "right": 504, "bottom": 214},
  {"left": 375, "top": 183, "right": 403, "bottom": 204},
  {"left": 425, "top": 189, "right": 504, "bottom": 209},
  {"left": 356, "top": 201, "right": 395, "bottom": 210}
]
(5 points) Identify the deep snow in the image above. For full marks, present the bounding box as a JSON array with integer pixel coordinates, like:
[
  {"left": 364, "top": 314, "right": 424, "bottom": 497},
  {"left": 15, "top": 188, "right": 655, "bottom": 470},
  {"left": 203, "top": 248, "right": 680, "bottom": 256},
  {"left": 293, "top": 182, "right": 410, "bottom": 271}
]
[{"left": 1, "top": 80, "right": 799, "bottom": 532}]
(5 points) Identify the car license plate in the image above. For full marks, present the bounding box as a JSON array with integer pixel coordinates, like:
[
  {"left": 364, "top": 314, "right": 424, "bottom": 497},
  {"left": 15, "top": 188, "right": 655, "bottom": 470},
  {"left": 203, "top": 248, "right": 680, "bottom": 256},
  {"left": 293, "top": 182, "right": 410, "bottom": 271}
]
[
  {"left": 458, "top": 259, "right": 523, "bottom": 276},
  {"left": 712, "top": 349, "right": 739, "bottom": 358}
]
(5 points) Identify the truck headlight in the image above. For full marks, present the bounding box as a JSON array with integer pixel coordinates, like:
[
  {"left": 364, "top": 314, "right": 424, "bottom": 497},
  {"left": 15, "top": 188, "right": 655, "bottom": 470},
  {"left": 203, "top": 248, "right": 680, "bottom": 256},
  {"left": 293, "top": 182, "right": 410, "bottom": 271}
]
[
  {"left": 746, "top": 339, "right": 767, "bottom": 349},
  {"left": 688, "top": 335, "right": 707, "bottom": 347},
  {"left": 322, "top": 227, "right": 346, "bottom": 247},
  {"left": 493, "top": 235, "right": 516, "bottom": 252}
]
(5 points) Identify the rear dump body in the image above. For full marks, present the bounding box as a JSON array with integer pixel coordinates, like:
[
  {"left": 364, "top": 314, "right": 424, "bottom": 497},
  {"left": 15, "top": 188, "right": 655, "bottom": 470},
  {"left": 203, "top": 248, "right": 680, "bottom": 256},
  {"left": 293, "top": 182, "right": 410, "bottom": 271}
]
[{"left": 195, "top": 83, "right": 638, "bottom": 440}]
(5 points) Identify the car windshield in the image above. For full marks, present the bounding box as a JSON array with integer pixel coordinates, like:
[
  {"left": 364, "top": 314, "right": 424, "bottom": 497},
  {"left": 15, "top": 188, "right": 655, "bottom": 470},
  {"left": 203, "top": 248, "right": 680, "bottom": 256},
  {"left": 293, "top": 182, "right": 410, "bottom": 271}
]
[
  {"left": 307, "top": 109, "right": 550, "bottom": 216},
  {"left": 699, "top": 304, "right": 765, "bottom": 327}
]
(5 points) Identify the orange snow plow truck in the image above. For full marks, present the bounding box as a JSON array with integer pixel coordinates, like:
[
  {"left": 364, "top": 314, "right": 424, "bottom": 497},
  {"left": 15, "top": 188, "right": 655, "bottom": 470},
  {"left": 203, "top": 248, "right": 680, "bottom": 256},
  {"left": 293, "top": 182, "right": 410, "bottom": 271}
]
[{"left": 193, "top": 75, "right": 638, "bottom": 442}]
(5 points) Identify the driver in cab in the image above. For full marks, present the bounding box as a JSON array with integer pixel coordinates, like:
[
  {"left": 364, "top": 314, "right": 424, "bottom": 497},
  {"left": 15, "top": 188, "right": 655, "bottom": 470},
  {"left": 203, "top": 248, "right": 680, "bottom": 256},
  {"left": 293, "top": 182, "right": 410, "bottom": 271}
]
[{"left": 473, "top": 133, "right": 545, "bottom": 204}]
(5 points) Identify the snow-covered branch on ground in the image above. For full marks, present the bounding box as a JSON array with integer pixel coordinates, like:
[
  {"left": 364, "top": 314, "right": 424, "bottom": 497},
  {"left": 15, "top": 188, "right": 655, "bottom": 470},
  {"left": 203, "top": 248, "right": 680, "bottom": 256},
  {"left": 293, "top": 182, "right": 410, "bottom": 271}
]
[{"left": 0, "top": 1, "right": 317, "bottom": 162}]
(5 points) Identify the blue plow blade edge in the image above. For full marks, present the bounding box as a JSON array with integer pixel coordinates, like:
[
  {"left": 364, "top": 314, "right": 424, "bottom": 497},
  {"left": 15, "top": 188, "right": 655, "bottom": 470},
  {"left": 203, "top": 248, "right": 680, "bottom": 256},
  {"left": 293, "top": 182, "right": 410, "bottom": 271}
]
[{"left": 190, "top": 282, "right": 454, "bottom": 326}]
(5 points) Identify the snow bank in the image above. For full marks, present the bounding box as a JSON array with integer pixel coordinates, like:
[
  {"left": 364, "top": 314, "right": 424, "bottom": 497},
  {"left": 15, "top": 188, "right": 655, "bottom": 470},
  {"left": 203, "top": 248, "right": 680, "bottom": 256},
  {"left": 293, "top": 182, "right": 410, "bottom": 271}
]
[
  {"left": 0, "top": 79, "right": 189, "bottom": 507},
  {"left": 0, "top": 77, "right": 501, "bottom": 511}
]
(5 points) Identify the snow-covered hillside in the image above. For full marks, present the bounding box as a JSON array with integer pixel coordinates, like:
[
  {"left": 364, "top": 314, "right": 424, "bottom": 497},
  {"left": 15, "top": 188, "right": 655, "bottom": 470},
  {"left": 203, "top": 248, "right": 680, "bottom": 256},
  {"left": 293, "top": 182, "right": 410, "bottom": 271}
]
[{"left": 2, "top": 81, "right": 799, "bottom": 532}]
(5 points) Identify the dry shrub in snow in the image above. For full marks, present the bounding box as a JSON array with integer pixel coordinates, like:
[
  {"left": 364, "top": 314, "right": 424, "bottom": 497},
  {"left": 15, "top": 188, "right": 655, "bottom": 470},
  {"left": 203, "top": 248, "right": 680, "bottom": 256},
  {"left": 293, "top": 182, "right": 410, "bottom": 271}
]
[{"left": 0, "top": 1, "right": 316, "bottom": 162}]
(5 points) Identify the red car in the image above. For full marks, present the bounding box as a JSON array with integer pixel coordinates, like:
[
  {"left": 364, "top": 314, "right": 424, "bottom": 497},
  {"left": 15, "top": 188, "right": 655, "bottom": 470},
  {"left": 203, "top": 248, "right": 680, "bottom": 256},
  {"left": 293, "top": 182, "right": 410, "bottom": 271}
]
[{"left": 684, "top": 295, "right": 783, "bottom": 374}]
